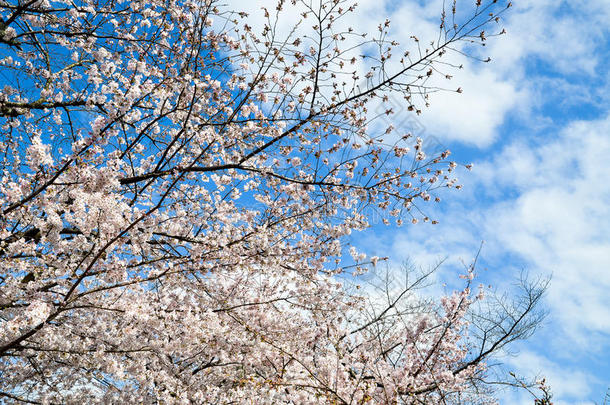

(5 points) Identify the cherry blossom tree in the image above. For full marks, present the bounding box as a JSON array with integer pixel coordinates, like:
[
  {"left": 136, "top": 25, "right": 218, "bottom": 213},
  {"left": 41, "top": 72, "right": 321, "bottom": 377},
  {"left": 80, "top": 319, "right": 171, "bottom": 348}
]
[{"left": 0, "top": 0, "right": 546, "bottom": 403}]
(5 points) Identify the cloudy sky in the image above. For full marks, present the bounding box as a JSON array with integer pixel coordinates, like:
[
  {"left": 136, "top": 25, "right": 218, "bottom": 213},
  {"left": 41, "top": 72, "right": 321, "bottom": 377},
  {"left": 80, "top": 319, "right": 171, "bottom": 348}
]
[
  {"left": 233, "top": 0, "right": 610, "bottom": 403},
  {"left": 346, "top": 1, "right": 610, "bottom": 403}
]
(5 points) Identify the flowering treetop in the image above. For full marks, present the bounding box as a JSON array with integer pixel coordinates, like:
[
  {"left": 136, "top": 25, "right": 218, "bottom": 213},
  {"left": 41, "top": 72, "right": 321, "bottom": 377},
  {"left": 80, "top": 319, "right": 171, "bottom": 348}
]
[{"left": 0, "top": 0, "right": 546, "bottom": 403}]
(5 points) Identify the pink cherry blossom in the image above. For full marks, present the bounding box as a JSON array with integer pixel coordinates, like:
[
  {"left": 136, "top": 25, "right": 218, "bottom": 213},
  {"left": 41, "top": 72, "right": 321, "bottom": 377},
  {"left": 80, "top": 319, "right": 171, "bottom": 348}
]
[{"left": 0, "top": 0, "right": 544, "bottom": 403}]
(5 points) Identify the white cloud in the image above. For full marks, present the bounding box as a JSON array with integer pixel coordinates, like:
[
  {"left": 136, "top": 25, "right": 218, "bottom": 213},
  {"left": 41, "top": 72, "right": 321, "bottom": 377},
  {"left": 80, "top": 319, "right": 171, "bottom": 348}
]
[
  {"left": 478, "top": 115, "right": 610, "bottom": 342},
  {"left": 420, "top": 66, "right": 521, "bottom": 146},
  {"left": 490, "top": 0, "right": 610, "bottom": 76}
]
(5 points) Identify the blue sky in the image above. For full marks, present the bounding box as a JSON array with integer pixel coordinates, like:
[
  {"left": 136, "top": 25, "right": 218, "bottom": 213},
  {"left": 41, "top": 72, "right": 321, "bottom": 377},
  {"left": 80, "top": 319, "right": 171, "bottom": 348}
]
[{"left": 229, "top": 0, "right": 610, "bottom": 402}]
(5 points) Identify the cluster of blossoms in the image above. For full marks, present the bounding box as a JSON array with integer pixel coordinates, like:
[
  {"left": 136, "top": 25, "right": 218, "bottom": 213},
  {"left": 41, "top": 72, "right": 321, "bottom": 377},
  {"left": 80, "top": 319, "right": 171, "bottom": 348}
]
[{"left": 0, "top": 0, "right": 544, "bottom": 403}]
